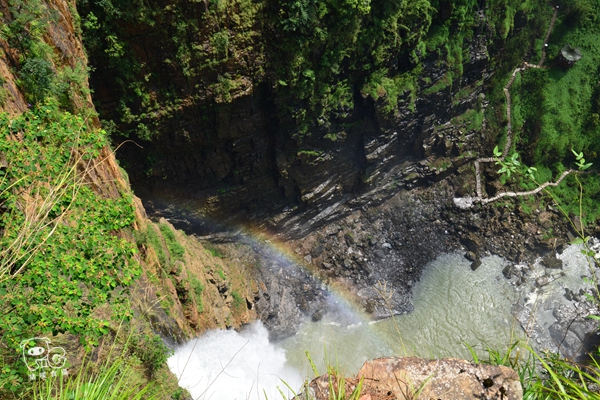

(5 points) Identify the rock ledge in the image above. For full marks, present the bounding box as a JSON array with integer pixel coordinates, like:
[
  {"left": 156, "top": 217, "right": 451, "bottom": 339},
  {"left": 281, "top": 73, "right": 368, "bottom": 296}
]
[{"left": 300, "top": 357, "right": 522, "bottom": 400}]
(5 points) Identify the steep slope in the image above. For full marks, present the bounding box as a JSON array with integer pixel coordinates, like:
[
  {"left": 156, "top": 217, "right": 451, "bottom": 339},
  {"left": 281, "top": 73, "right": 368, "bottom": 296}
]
[{"left": 0, "top": 0, "right": 258, "bottom": 397}]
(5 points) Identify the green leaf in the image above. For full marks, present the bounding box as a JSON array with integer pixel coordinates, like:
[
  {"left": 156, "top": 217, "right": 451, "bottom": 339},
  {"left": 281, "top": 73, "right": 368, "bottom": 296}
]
[{"left": 571, "top": 148, "right": 578, "bottom": 157}]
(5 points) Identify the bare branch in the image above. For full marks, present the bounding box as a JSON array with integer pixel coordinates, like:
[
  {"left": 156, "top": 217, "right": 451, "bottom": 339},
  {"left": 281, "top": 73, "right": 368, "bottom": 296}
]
[
  {"left": 460, "top": 5, "right": 562, "bottom": 209},
  {"left": 480, "top": 169, "right": 573, "bottom": 204}
]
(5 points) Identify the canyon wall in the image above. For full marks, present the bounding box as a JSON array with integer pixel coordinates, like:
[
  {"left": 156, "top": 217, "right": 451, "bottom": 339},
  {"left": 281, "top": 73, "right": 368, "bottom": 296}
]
[{"left": 80, "top": 0, "right": 552, "bottom": 236}]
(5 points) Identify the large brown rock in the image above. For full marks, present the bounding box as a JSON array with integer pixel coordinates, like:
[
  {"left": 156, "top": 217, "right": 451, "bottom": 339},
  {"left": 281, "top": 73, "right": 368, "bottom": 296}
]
[
  {"left": 357, "top": 357, "right": 522, "bottom": 400},
  {"left": 300, "top": 357, "right": 522, "bottom": 400}
]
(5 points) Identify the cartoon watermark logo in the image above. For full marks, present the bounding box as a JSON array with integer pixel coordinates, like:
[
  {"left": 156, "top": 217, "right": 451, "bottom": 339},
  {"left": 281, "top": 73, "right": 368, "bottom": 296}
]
[{"left": 20, "top": 337, "right": 67, "bottom": 381}]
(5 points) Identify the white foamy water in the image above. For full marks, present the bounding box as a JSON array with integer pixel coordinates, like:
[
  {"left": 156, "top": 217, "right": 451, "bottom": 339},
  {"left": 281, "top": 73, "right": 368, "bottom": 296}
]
[{"left": 167, "top": 321, "right": 303, "bottom": 400}]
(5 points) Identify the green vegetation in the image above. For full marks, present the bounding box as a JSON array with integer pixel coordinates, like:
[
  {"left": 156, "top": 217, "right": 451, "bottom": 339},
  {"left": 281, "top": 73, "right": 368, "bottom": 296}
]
[
  {"left": 136, "top": 225, "right": 166, "bottom": 266},
  {"left": 509, "top": 15, "right": 600, "bottom": 169},
  {"left": 485, "top": 0, "right": 600, "bottom": 224},
  {"left": 205, "top": 243, "right": 224, "bottom": 259},
  {"left": 77, "top": 0, "right": 549, "bottom": 144},
  {"left": 0, "top": 1, "right": 151, "bottom": 395},
  {"left": 135, "top": 223, "right": 186, "bottom": 268},
  {"left": 158, "top": 223, "right": 185, "bottom": 261},
  {"left": 32, "top": 357, "right": 157, "bottom": 400},
  {"left": 469, "top": 343, "right": 600, "bottom": 400},
  {"left": 27, "top": 325, "right": 181, "bottom": 400},
  {"left": 128, "top": 333, "right": 172, "bottom": 378},
  {"left": 0, "top": 102, "right": 140, "bottom": 394},
  {"left": 526, "top": 350, "right": 600, "bottom": 399},
  {"left": 189, "top": 275, "right": 205, "bottom": 313},
  {"left": 0, "top": 0, "right": 92, "bottom": 113},
  {"left": 231, "top": 289, "right": 244, "bottom": 311}
]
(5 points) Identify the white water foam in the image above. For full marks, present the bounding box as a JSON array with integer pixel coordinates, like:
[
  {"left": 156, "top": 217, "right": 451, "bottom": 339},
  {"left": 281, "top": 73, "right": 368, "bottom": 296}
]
[{"left": 167, "top": 321, "right": 304, "bottom": 400}]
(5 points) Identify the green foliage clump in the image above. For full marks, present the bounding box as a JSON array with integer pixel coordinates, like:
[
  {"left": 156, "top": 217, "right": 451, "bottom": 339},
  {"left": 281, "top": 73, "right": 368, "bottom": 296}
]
[
  {"left": 231, "top": 289, "right": 244, "bottom": 311},
  {"left": 547, "top": 172, "right": 600, "bottom": 227},
  {"left": 158, "top": 223, "right": 185, "bottom": 261},
  {"left": 1, "top": 0, "right": 93, "bottom": 111},
  {"left": 128, "top": 333, "right": 172, "bottom": 378},
  {"left": 0, "top": 102, "right": 140, "bottom": 392},
  {"left": 189, "top": 275, "right": 205, "bottom": 313},
  {"left": 136, "top": 225, "right": 166, "bottom": 267},
  {"left": 32, "top": 356, "right": 159, "bottom": 400},
  {"left": 205, "top": 244, "right": 224, "bottom": 259}
]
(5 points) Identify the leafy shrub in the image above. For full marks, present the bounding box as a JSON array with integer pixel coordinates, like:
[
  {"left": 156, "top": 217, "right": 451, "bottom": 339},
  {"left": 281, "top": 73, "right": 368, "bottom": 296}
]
[
  {"left": 189, "top": 275, "right": 205, "bottom": 313},
  {"left": 129, "top": 333, "right": 173, "bottom": 378},
  {"left": 159, "top": 223, "right": 185, "bottom": 261},
  {"left": 18, "top": 57, "right": 55, "bottom": 103},
  {"left": 0, "top": 102, "right": 140, "bottom": 392}
]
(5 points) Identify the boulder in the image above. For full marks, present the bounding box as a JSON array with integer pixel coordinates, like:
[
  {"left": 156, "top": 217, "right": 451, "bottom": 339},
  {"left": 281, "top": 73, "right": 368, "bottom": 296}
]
[
  {"left": 299, "top": 357, "right": 522, "bottom": 400},
  {"left": 542, "top": 254, "right": 563, "bottom": 269}
]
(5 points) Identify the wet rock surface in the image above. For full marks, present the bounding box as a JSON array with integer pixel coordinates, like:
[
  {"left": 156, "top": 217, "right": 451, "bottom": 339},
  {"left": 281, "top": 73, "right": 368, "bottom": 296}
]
[
  {"left": 507, "top": 242, "right": 600, "bottom": 361},
  {"left": 298, "top": 357, "right": 523, "bottom": 400},
  {"left": 170, "top": 173, "right": 600, "bottom": 351},
  {"left": 286, "top": 182, "right": 460, "bottom": 320},
  {"left": 190, "top": 180, "right": 463, "bottom": 340}
]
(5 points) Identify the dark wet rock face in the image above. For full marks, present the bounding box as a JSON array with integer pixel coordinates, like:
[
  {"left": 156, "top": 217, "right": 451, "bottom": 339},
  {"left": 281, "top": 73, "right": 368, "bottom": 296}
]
[
  {"left": 117, "top": 15, "right": 493, "bottom": 239},
  {"left": 198, "top": 236, "right": 330, "bottom": 341},
  {"left": 287, "top": 183, "right": 460, "bottom": 319}
]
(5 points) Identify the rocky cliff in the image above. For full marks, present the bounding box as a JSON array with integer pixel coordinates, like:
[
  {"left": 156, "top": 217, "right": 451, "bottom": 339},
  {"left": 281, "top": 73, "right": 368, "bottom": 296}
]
[
  {"left": 2, "top": 0, "right": 599, "bottom": 396},
  {"left": 67, "top": 0, "right": 600, "bottom": 345},
  {"left": 79, "top": 0, "right": 550, "bottom": 234}
]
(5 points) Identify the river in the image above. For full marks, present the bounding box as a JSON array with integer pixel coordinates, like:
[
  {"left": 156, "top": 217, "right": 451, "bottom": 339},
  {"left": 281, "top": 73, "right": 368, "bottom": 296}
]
[{"left": 167, "top": 246, "right": 596, "bottom": 399}]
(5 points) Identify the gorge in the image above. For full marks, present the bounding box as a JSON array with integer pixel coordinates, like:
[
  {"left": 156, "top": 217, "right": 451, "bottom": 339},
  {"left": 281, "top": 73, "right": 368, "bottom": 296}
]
[{"left": 1, "top": 0, "right": 600, "bottom": 398}]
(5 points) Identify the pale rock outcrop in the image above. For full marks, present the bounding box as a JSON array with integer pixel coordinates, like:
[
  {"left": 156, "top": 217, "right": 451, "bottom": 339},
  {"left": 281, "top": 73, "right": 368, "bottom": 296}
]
[{"left": 300, "top": 357, "right": 522, "bottom": 400}]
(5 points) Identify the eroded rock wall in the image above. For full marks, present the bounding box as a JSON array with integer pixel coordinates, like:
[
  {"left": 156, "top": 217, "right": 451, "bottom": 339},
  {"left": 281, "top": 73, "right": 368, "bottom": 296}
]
[{"left": 81, "top": 0, "right": 552, "bottom": 236}]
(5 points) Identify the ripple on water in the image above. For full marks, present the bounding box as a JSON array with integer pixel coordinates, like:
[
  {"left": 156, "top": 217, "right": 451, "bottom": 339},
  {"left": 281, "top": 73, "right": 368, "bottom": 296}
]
[
  {"left": 171, "top": 248, "right": 600, "bottom": 396},
  {"left": 279, "top": 252, "right": 521, "bottom": 376}
]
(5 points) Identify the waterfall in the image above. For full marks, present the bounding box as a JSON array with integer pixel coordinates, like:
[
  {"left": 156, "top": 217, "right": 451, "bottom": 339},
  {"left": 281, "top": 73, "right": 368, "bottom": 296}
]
[{"left": 167, "top": 321, "right": 303, "bottom": 400}]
